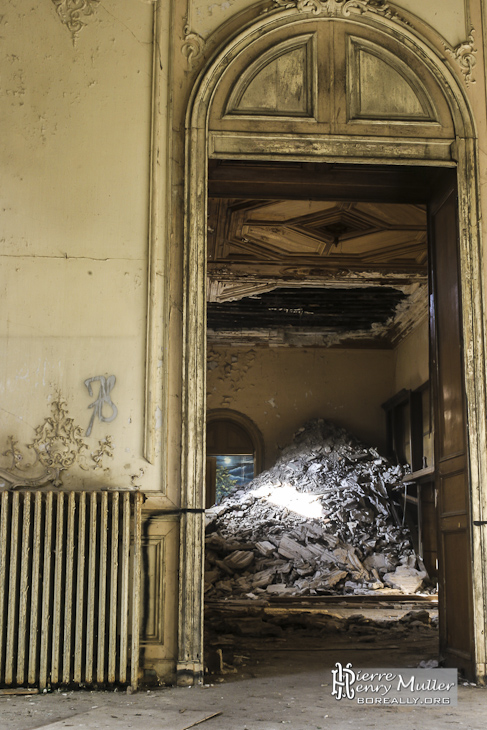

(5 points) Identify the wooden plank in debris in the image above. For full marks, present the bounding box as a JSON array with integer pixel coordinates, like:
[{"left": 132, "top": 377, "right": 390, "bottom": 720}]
[{"left": 0, "top": 687, "right": 39, "bottom": 696}]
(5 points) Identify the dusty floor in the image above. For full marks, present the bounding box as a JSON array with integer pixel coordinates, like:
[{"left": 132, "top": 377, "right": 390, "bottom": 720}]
[{"left": 1, "top": 617, "right": 485, "bottom": 730}]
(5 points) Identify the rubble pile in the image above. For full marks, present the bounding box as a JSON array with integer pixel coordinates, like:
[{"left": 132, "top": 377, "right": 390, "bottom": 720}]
[
  {"left": 204, "top": 607, "right": 438, "bottom": 676},
  {"left": 205, "top": 607, "right": 437, "bottom": 646},
  {"left": 205, "top": 419, "right": 429, "bottom": 599}
]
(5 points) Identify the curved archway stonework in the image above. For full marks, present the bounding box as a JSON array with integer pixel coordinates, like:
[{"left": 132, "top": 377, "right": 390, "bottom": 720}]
[{"left": 178, "top": 7, "right": 487, "bottom": 685}]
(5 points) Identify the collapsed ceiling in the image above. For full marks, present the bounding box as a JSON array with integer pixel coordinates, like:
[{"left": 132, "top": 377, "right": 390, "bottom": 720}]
[{"left": 207, "top": 193, "right": 428, "bottom": 348}]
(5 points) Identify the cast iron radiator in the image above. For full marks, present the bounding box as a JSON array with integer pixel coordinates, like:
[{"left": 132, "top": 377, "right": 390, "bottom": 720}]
[{"left": 0, "top": 490, "right": 142, "bottom": 690}]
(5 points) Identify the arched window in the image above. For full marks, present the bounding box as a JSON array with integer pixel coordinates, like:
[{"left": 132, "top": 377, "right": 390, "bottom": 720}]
[{"left": 206, "top": 410, "right": 264, "bottom": 507}]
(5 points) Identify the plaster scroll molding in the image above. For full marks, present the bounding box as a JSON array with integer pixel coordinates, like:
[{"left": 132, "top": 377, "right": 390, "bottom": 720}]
[
  {"left": 445, "top": 31, "right": 477, "bottom": 86},
  {"left": 182, "top": 0, "right": 205, "bottom": 69},
  {"left": 51, "top": 0, "right": 100, "bottom": 43},
  {"left": 0, "top": 396, "right": 113, "bottom": 489},
  {"left": 182, "top": 25, "right": 205, "bottom": 69},
  {"left": 272, "top": 0, "right": 409, "bottom": 25}
]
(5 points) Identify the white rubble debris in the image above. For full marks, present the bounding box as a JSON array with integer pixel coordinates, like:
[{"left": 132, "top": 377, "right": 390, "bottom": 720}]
[
  {"left": 383, "top": 565, "right": 428, "bottom": 593},
  {"left": 205, "top": 419, "right": 431, "bottom": 598}
]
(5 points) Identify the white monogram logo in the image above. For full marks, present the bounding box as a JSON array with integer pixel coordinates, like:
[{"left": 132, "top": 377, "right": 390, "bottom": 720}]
[{"left": 331, "top": 662, "right": 356, "bottom": 700}]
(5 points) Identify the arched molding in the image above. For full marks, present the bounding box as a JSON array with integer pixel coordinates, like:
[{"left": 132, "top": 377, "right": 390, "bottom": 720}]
[
  {"left": 178, "top": 7, "right": 487, "bottom": 686},
  {"left": 186, "top": 9, "right": 475, "bottom": 137}
]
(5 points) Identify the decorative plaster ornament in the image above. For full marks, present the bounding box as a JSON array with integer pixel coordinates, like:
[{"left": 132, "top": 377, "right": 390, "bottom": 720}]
[
  {"left": 182, "top": 25, "right": 205, "bottom": 69},
  {"left": 446, "top": 31, "right": 477, "bottom": 86},
  {"left": 274, "top": 0, "right": 476, "bottom": 85},
  {"left": 272, "top": 0, "right": 408, "bottom": 23},
  {"left": 51, "top": 0, "right": 100, "bottom": 43},
  {"left": 0, "top": 396, "right": 113, "bottom": 489}
]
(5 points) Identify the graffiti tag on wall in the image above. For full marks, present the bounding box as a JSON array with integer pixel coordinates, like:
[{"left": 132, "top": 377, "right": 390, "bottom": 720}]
[{"left": 84, "top": 375, "right": 118, "bottom": 437}]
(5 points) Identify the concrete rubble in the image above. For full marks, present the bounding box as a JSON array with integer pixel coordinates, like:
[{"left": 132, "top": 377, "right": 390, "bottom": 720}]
[{"left": 205, "top": 419, "right": 430, "bottom": 599}]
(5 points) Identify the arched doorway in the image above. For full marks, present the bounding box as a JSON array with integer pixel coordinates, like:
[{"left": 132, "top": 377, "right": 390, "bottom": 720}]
[
  {"left": 206, "top": 410, "right": 264, "bottom": 507},
  {"left": 180, "top": 6, "right": 487, "bottom": 684}
]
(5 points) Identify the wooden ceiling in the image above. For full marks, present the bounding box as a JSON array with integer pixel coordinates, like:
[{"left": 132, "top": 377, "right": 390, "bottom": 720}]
[
  {"left": 207, "top": 176, "right": 429, "bottom": 348},
  {"left": 208, "top": 198, "right": 427, "bottom": 282}
]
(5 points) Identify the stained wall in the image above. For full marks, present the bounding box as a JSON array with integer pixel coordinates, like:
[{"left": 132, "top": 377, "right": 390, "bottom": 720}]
[
  {"left": 0, "top": 1, "right": 160, "bottom": 491},
  {"left": 207, "top": 345, "right": 396, "bottom": 464},
  {"left": 0, "top": 0, "right": 176, "bottom": 683}
]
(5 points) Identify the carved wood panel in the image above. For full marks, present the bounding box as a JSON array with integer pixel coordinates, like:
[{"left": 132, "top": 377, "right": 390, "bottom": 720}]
[
  {"left": 347, "top": 37, "right": 436, "bottom": 121},
  {"left": 225, "top": 35, "right": 316, "bottom": 118}
]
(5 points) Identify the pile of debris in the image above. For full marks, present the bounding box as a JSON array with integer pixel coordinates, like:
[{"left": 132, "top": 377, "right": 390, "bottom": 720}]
[{"left": 205, "top": 419, "right": 429, "bottom": 599}]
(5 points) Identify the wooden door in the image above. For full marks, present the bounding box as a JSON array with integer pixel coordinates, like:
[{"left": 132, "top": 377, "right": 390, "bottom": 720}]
[{"left": 429, "top": 172, "right": 475, "bottom": 676}]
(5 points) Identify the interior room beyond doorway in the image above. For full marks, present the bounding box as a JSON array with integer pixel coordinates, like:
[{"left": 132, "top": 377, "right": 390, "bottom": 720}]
[{"left": 203, "top": 161, "right": 445, "bottom": 679}]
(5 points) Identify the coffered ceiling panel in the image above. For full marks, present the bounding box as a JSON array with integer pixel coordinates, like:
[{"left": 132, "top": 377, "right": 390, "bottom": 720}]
[
  {"left": 208, "top": 199, "right": 427, "bottom": 272},
  {"left": 207, "top": 196, "right": 428, "bottom": 348}
]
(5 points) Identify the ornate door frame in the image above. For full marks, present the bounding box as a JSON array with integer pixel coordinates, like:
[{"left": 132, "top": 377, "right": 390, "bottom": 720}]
[{"left": 178, "top": 5, "right": 487, "bottom": 684}]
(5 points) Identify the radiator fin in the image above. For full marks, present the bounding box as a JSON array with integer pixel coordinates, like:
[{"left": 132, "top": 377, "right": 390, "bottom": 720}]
[{"left": 0, "top": 490, "right": 142, "bottom": 690}]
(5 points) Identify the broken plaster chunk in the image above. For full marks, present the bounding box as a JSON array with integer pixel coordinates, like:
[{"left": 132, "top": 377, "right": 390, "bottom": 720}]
[
  {"left": 252, "top": 567, "right": 277, "bottom": 588},
  {"left": 371, "top": 568, "right": 382, "bottom": 583},
  {"left": 383, "top": 566, "right": 427, "bottom": 593},
  {"left": 363, "top": 553, "right": 396, "bottom": 573},
  {"left": 347, "top": 549, "right": 364, "bottom": 569},
  {"left": 323, "top": 569, "right": 348, "bottom": 588},
  {"left": 278, "top": 536, "right": 314, "bottom": 562},
  {"left": 400, "top": 609, "right": 430, "bottom": 625},
  {"left": 295, "top": 562, "right": 314, "bottom": 577},
  {"left": 304, "top": 523, "right": 323, "bottom": 539},
  {"left": 332, "top": 547, "right": 349, "bottom": 565},
  {"left": 215, "top": 579, "right": 233, "bottom": 594},
  {"left": 235, "top": 576, "right": 253, "bottom": 592},
  {"left": 266, "top": 583, "right": 295, "bottom": 595},
  {"left": 244, "top": 592, "right": 260, "bottom": 600},
  {"left": 255, "top": 540, "right": 276, "bottom": 557},
  {"left": 214, "top": 559, "right": 234, "bottom": 576},
  {"left": 204, "top": 569, "right": 220, "bottom": 586},
  {"left": 224, "top": 550, "right": 254, "bottom": 571}
]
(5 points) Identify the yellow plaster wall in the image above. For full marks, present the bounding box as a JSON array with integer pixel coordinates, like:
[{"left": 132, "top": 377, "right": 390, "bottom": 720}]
[
  {"left": 206, "top": 345, "right": 396, "bottom": 466},
  {"left": 0, "top": 1, "right": 158, "bottom": 490}
]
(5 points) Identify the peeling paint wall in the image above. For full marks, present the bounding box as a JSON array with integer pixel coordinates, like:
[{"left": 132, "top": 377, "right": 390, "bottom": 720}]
[
  {"left": 207, "top": 346, "right": 396, "bottom": 465},
  {"left": 0, "top": 1, "right": 156, "bottom": 490}
]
